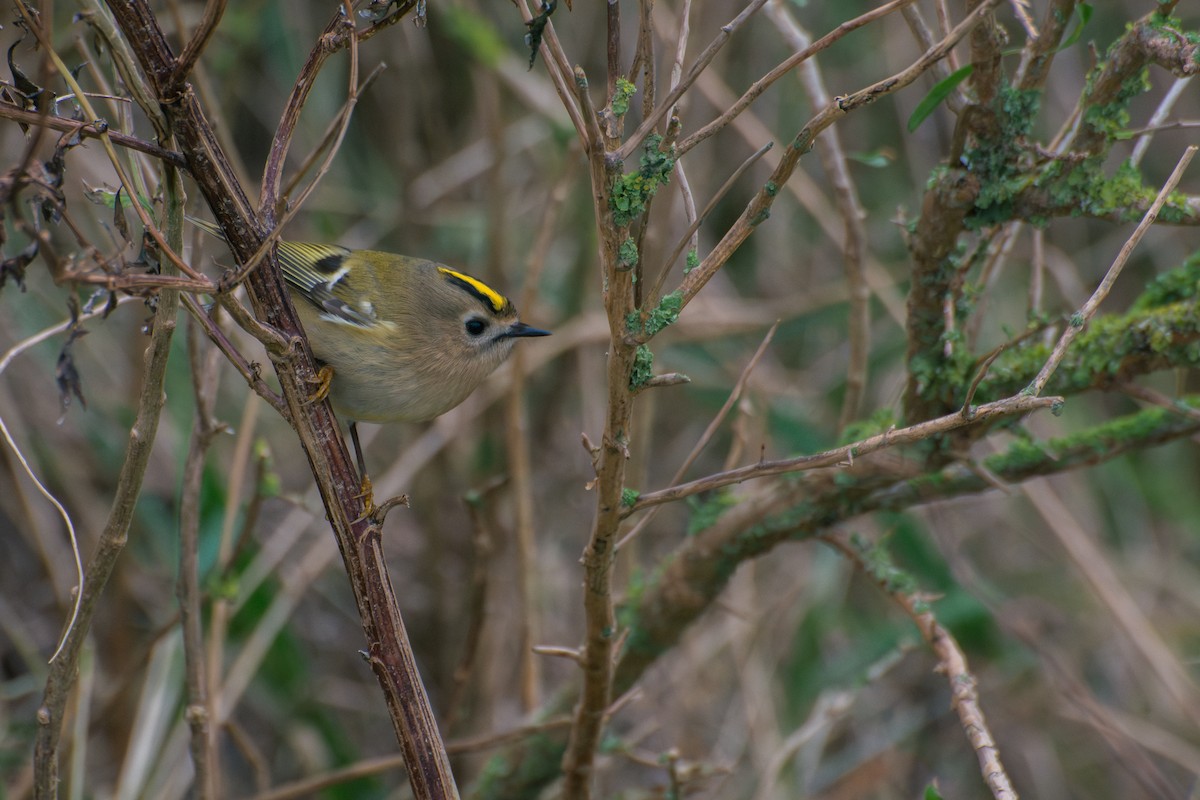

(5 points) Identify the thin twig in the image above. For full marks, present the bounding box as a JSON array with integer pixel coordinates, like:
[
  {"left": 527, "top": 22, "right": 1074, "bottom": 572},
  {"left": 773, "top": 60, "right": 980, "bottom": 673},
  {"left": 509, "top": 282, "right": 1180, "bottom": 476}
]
[
  {"left": 280, "top": 63, "right": 387, "bottom": 200},
  {"left": 170, "top": 0, "right": 228, "bottom": 86},
  {"left": 765, "top": 0, "right": 872, "bottom": 429},
  {"left": 1129, "top": 79, "right": 1193, "bottom": 167},
  {"left": 13, "top": 3, "right": 204, "bottom": 283},
  {"left": 1026, "top": 145, "right": 1197, "bottom": 397},
  {"left": 444, "top": 480, "right": 502, "bottom": 728},
  {"left": 179, "top": 295, "right": 288, "bottom": 416},
  {"left": 245, "top": 718, "right": 575, "bottom": 800},
  {"left": 674, "top": 0, "right": 1004, "bottom": 320},
  {"left": 961, "top": 343, "right": 1007, "bottom": 414},
  {"left": 901, "top": 4, "right": 965, "bottom": 111},
  {"left": 644, "top": 141, "right": 773, "bottom": 313},
  {"left": 514, "top": 0, "right": 591, "bottom": 149},
  {"left": 206, "top": 394, "right": 262, "bottom": 781},
  {"left": 505, "top": 159, "right": 575, "bottom": 715},
  {"left": 1019, "top": 478, "right": 1200, "bottom": 725},
  {"left": 617, "top": 321, "right": 778, "bottom": 550},
  {"left": 618, "top": 0, "right": 772, "bottom": 162},
  {"left": 211, "top": 22, "right": 373, "bottom": 292},
  {"left": 259, "top": 2, "right": 355, "bottom": 216},
  {"left": 33, "top": 202, "right": 182, "bottom": 800},
  {"left": 0, "top": 101, "right": 187, "bottom": 166},
  {"left": 1119, "top": 382, "right": 1200, "bottom": 424},
  {"left": 625, "top": 392, "right": 1060, "bottom": 515},
  {"left": 821, "top": 530, "right": 1019, "bottom": 800},
  {"left": 675, "top": 0, "right": 915, "bottom": 157},
  {"left": 179, "top": 317, "right": 225, "bottom": 800}
]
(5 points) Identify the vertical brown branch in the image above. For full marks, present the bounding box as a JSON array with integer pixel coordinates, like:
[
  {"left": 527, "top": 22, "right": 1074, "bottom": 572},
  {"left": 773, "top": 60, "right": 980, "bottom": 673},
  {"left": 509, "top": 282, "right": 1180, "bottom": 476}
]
[
  {"left": 258, "top": 3, "right": 354, "bottom": 217},
  {"left": 98, "top": 2, "right": 460, "bottom": 797},
  {"left": 34, "top": 183, "right": 184, "bottom": 800},
  {"left": 1016, "top": 0, "right": 1077, "bottom": 89},
  {"left": 170, "top": 0, "right": 227, "bottom": 87},
  {"left": 179, "top": 317, "right": 225, "bottom": 800},
  {"left": 764, "top": 1, "right": 871, "bottom": 429},
  {"left": 559, "top": 5, "right": 637, "bottom": 796}
]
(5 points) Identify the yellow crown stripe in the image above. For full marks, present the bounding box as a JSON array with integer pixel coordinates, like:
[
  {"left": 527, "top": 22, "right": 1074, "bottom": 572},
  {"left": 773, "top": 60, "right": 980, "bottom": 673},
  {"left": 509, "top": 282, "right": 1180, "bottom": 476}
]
[{"left": 438, "top": 267, "right": 507, "bottom": 313}]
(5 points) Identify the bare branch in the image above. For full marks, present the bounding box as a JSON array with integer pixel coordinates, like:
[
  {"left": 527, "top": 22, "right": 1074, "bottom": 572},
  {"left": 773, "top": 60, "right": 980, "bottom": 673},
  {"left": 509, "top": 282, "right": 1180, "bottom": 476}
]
[
  {"left": 170, "top": 0, "right": 228, "bottom": 87},
  {"left": 618, "top": 0, "right": 771, "bottom": 162},
  {"left": 675, "top": 0, "right": 916, "bottom": 157},
  {"left": 0, "top": 101, "right": 187, "bottom": 167},
  {"left": 822, "top": 530, "right": 1019, "bottom": 800},
  {"left": 626, "top": 392, "right": 1059, "bottom": 516},
  {"left": 675, "top": 0, "right": 1004, "bottom": 316}
]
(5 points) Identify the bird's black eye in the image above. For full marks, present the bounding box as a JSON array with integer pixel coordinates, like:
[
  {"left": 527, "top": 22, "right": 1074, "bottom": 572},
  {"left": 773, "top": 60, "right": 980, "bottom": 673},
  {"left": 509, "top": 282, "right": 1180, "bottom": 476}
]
[{"left": 465, "top": 318, "right": 487, "bottom": 337}]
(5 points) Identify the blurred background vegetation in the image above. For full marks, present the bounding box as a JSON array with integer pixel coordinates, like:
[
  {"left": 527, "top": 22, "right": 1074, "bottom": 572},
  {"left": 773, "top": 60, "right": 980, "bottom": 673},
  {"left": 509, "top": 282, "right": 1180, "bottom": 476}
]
[{"left": 3, "top": 0, "right": 1200, "bottom": 798}]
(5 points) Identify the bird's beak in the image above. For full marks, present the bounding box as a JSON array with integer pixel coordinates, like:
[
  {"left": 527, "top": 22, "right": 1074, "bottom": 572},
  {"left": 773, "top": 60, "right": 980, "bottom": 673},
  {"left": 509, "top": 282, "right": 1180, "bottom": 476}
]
[{"left": 505, "top": 321, "right": 552, "bottom": 338}]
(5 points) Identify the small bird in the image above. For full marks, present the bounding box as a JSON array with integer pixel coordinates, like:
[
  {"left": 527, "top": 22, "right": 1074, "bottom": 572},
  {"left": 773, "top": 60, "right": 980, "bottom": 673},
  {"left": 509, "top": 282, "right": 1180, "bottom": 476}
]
[{"left": 193, "top": 218, "right": 550, "bottom": 509}]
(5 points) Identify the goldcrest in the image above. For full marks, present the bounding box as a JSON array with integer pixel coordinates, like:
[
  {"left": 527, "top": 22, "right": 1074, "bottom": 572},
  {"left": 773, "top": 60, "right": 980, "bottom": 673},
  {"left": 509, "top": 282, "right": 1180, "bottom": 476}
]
[{"left": 194, "top": 219, "right": 550, "bottom": 423}]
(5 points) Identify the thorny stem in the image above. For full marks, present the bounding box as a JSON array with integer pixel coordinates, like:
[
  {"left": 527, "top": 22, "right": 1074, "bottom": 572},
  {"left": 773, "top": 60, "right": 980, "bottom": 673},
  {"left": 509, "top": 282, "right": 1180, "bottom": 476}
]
[{"left": 95, "top": 2, "right": 460, "bottom": 797}]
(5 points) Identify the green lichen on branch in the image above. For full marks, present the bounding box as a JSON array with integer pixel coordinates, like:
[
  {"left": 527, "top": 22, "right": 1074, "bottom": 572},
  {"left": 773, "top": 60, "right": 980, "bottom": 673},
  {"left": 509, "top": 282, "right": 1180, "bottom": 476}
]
[
  {"left": 629, "top": 344, "right": 654, "bottom": 391},
  {"left": 611, "top": 77, "right": 636, "bottom": 118},
  {"left": 644, "top": 290, "right": 683, "bottom": 337},
  {"left": 617, "top": 237, "right": 638, "bottom": 269},
  {"left": 909, "top": 255, "right": 1200, "bottom": 414},
  {"left": 960, "top": 85, "right": 1041, "bottom": 228},
  {"left": 907, "top": 335, "right": 977, "bottom": 413},
  {"left": 959, "top": 17, "right": 1200, "bottom": 230},
  {"left": 1025, "top": 155, "right": 1195, "bottom": 226},
  {"left": 882, "top": 399, "right": 1200, "bottom": 515},
  {"left": 1082, "top": 61, "right": 1152, "bottom": 143},
  {"left": 985, "top": 400, "right": 1200, "bottom": 477},
  {"left": 609, "top": 134, "right": 676, "bottom": 227},
  {"left": 626, "top": 290, "right": 684, "bottom": 339},
  {"left": 1133, "top": 250, "right": 1200, "bottom": 310},
  {"left": 848, "top": 533, "right": 927, "bottom": 612},
  {"left": 975, "top": 299, "right": 1200, "bottom": 403}
]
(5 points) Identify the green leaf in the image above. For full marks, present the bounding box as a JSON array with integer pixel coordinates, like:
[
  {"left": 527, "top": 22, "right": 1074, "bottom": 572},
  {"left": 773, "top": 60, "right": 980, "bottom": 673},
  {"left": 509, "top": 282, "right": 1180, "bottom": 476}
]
[
  {"left": 83, "top": 182, "right": 155, "bottom": 215},
  {"left": 441, "top": 6, "right": 506, "bottom": 68},
  {"left": 908, "top": 64, "right": 973, "bottom": 133},
  {"left": 1058, "top": 3, "right": 1093, "bottom": 52},
  {"left": 924, "top": 780, "right": 945, "bottom": 800},
  {"left": 848, "top": 148, "right": 895, "bottom": 168}
]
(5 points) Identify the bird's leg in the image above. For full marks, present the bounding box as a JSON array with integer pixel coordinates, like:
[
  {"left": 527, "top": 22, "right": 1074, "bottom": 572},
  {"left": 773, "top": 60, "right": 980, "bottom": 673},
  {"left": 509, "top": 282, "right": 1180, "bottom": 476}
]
[{"left": 349, "top": 421, "right": 376, "bottom": 518}]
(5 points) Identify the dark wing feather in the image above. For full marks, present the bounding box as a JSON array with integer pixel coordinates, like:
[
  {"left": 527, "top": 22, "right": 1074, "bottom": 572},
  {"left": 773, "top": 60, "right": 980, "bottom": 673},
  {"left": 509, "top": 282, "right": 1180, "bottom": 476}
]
[
  {"left": 275, "top": 241, "right": 379, "bottom": 327},
  {"left": 190, "top": 217, "right": 385, "bottom": 329}
]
